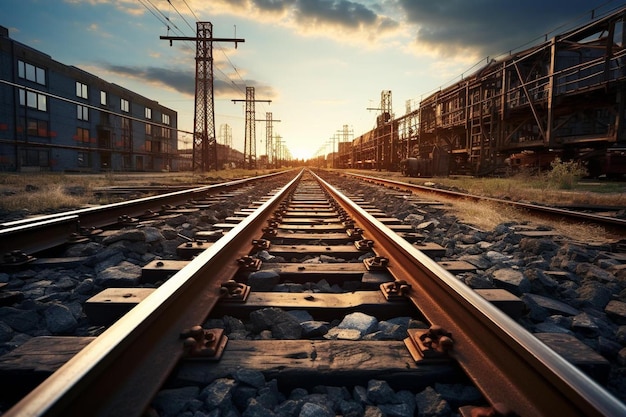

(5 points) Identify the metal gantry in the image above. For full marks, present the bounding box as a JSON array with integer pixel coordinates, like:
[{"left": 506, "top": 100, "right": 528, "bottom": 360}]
[
  {"left": 232, "top": 87, "right": 271, "bottom": 169},
  {"left": 161, "top": 22, "right": 244, "bottom": 171}
]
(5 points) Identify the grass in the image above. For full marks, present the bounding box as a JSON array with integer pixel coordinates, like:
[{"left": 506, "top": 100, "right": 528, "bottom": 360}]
[
  {"left": 343, "top": 168, "right": 625, "bottom": 242},
  {"left": 0, "top": 169, "right": 279, "bottom": 217},
  {"left": 345, "top": 169, "right": 626, "bottom": 207}
]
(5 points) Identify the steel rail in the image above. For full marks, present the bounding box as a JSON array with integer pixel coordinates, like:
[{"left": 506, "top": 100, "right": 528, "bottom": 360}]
[
  {"left": 342, "top": 171, "right": 626, "bottom": 236},
  {"left": 3, "top": 170, "right": 303, "bottom": 417},
  {"left": 0, "top": 171, "right": 289, "bottom": 257},
  {"left": 312, "top": 170, "right": 626, "bottom": 417}
]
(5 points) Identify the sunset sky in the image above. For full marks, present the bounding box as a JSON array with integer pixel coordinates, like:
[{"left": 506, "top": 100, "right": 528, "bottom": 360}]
[{"left": 1, "top": 0, "right": 621, "bottom": 160}]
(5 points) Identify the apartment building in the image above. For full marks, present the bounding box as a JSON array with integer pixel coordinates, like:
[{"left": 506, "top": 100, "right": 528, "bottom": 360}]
[{"left": 0, "top": 25, "right": 178, "bottom": 172}]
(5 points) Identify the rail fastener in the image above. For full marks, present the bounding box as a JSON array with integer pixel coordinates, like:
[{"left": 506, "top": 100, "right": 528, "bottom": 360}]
[
  {"left": 404, "top": 325, "right": 454, "bottom": 363},
  {"left": 363, "top": 256, "right": 389, "bottom": 271},
  {"left": 354, "top": 239, "right": 375, "bottom": 251},
  {"left": 180, "top": 326, "right": 228, "bottom": 361},
  {"left": 219, "top": 280, "right": 251, "bottom": 302},
  {"left": 380, "top": 280, "right": 412, "bottom": 301}
]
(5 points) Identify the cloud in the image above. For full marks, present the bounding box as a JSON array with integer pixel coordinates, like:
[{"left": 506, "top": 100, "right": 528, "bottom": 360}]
[
  {"left": 66, "top": 0, "right": 145, "bottom": 14},
  {"left": 99, "top": 63, "right": 276, "bottom": 100},
  {"left": 192, "top": 0, "right": 400, "bottom": 43},
  {"left": 397, "top": 0, "right": 609, "bottom": 58},
  {"left": 295, "top": 0, "right": 377, "bottom": 28}
]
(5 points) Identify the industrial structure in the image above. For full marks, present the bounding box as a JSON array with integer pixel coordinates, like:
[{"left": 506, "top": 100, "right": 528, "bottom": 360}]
[
  {"left": 161, "top": 22, "right": 243, "bottom": 172},
  {"left": 338, "top": 7, "right": 626, "bottom": 178},
  {"left": 0, "top": 25, "right": 179, "bottom": 172}
]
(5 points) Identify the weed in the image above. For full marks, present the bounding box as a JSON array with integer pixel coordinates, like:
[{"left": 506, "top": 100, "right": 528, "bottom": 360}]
[{"left": 544, "top": 158, "right": 588, "bottom": 190}]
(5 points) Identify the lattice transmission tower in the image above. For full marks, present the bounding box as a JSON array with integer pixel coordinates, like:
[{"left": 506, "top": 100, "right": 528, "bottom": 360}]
[
  {"left": 232, "top": 87, "right": 271, "bottom": 169},
  {"left": 219, "top": 124, "right": 232, "bottom": 148},
  {"left": 161, "top": 23, "right": 243, "bottom": 171}
]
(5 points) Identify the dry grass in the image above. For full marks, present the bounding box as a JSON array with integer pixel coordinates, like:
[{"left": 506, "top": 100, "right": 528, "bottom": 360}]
[
  {"left": 0, "top": 169, "right": 279, "bottom": 217},
  {"left": 343, "top": 169, "right": 625, "bottom": 243},
  {"left": 0, "top": 184, "right": 90, "bottom": 213},
  {"left": 447, "top": 197, "right": 611, "bottom": 244}
]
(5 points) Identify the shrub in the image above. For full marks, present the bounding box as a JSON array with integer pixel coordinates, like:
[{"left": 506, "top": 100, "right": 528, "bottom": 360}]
[{"left": 545, "top": 157, "right": 588, "bottom": 189}]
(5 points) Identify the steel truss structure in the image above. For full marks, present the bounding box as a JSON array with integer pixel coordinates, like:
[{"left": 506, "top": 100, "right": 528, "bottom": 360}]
[{"left": 340, "top": 7, "right": 626, "bottom": 177}]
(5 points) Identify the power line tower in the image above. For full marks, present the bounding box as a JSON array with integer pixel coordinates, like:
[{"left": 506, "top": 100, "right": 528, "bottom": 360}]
[
  {"left": 338, "top": 124, "right": 353, "bottom": 143},
  {"left": 232, "top": 87, "right": 271, "bottom": 169},
  {"left": 161, "top": 23, "right": 243, "bottom": 171},
  {"left": 265, "top": 113, "right": 273, "bottom": 165},
  {"left": 218, "top": 124, "right": 232, "bottom": 148},
  {"left": 367, "top": 90, "right": 393, "bottom": 171},
  {"left": 255, "top": 112, "right": 281, "bottom": 167}
]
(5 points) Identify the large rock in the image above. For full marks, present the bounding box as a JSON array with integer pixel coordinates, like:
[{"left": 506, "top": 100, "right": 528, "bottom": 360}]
[
  {"left": 0, "top": 306, "right": 39, "bottom": 332},
  {"left": 492, "top": 268, "right": 530, "bottom": 295},
  {"left": 44, "top": 303, "right": 78, "bottom": 334},
  {"left": 415, "top": 386, "right": 451, "bottom": 416},
  {"left": 151, "top": 386, "right": 200, "bottom": 417},
  {"left": 201, "top": 378, "right": 237, "bottom": 409},
  {"left": 337, "top": 312, "right": 378, "bottom": 337},
  {"left": 366, "top": 379, "right": 396, "bottom": 404},
  {"left": 249, "top": 307, "right": 302, "bottom": 339},
  {"left": 95, "top": 261, "right": 141, "bottom": 287},
  {"left": 247, "top": 270, "right": 280, "bottom": 291}
]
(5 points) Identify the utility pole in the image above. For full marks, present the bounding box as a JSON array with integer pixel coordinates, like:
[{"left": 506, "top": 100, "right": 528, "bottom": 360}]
[
  {"left": 255, "top": 112, "right": 281, "bottom": 167},
  {"left": 335, "top": 125, "right": 353, "bottom": 168},
  {"left": 232, "top": 87, "right": 271, "bottom": 169},
  {"left": 367, "top": 90, "right": 393, "bottom": 171},
  {"left": 218, "top": 124, "right": 232, "bottom": 167},
  {"left": 275, "top": 136, "right": 283, "bottom": 168},
  {"left": 161, "top": 23, "right": 244, "bottom": 171},
  {"left": 218, "top": 124, "right": 232, "bottom": 148}
]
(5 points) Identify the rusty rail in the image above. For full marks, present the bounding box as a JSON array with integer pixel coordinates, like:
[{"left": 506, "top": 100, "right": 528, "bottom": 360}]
[
  {"left": 313, "top": 170, "right": 626, "bottom": 417},
  {"left": 3, "top": 170, "right": 303, "bottom": 417},
  {"left": 0, "top": 171, "right": 290, "bottom": 258}
]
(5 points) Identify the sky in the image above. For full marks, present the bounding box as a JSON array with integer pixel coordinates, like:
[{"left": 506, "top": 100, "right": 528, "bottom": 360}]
[{"left": 1, "top": 0, "right": 623, "bottom": 160}]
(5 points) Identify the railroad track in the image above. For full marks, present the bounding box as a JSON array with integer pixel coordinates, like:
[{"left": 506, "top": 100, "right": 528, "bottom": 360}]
[
  {"left": 341, "top": 171, "right": 626, "bottom": 237},
  {"left": 1, "top": 169, "right": 625, "bottom": 416},
  {"left": 0, "top": 171, "right": 289, "bottom": 262}
]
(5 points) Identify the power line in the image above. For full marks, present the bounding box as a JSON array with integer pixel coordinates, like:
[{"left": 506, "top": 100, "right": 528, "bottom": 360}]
[
  {"left": 166, "top": 0, "right": 196, "bottom": 33},
  {"left": 181, "top": 0, "right": 200, "bottom": 22}
]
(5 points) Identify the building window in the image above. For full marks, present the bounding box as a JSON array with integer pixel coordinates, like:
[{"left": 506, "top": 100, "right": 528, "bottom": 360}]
[
  {"left": 77, "top": 105, "right": 89, "bottom": 121},
  {"left": 162, "top": 113, "right": 170, "bottom": 125},
  {"left": 76, "top": 127, "right": 90, "bottom": 143},
  {"left": 76, "top": 81, "right": 88, "bottom": 99},
  {"left": 161, "top": 127, "right": 171, "bottom": 140},
  {"left": 26, "top": 119, "right": 48, "bottom": 137},
  {"left": 145, "top": 107, "right": 152, "bottom": 119},
  {"left": 77, "top": 151, "right": 90, "bottom": 167},
  {"left": 121, "top": 117, "right": 131, "bottom": 148},
  {"left": 19, "top": 88, "right": 47, "bottom": 111},
  {"left": 100, "top": 91, "right": 107, "bottom": 106},
  {"left": 121, "top": 99, "right": 129, "bottom": 113},
  {"left": 18, "top": 60, "right": 46, "bottom": 85},
  {"left": 145, "top": 123, "right": 152, "bottom": 136},
  {"left": 20, "top": 149, "right": 49, "bottom": 167}
]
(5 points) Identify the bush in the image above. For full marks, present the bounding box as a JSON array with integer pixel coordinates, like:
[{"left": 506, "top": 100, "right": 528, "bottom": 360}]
[{"left": 545, "top": 157, "right": 588, "bottom": 189}]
